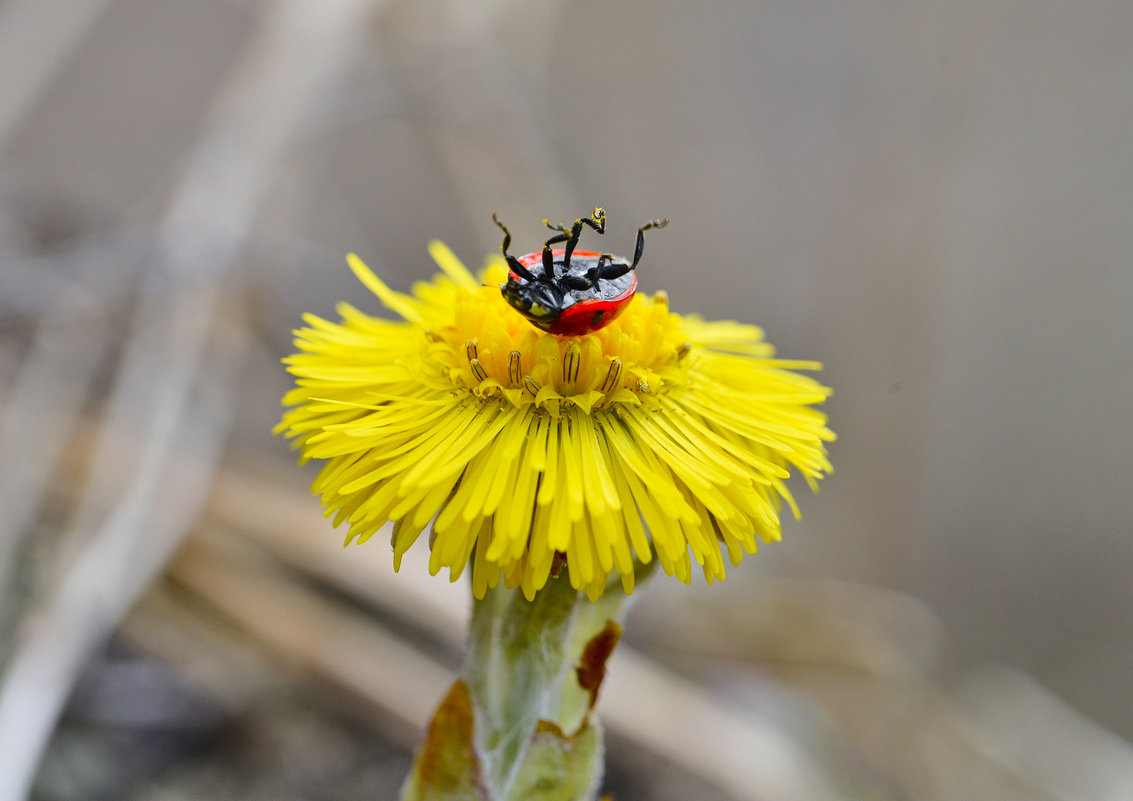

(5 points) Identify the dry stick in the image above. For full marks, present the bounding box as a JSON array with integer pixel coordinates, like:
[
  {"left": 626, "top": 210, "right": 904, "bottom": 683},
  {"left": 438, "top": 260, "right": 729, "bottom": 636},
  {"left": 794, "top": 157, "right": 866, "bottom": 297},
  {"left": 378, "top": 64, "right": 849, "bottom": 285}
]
[
  {"left": 0, "top": 297, "right": 107, "bottom": 598},
  {"left": 927, "top": 666, "right": 1133, "bottom": 801},
  {"left": 208, "top": 466, "right": 846, "bottom": 801},
  {"left": 0, "top": 2, "right": 385, "bottom": 798},
  {"left": 0, "top": 234, "right": 148, "bottom": 649},
  {"left": 0, "top": 0, "right": 114, "bottom": 150},
  {"left": 0, "top": 309, "right": 108, "bottom": 670},
  {"left": 0, "top": 0, "right": 122, "bottom": 611},
  {"left": 169, "top": 533, "right": 454, "bottom": 741}
]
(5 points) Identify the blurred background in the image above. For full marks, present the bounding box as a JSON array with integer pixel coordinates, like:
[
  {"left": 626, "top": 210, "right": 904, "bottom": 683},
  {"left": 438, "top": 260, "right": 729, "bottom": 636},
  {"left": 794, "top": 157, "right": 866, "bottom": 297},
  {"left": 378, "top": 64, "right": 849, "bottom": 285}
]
[{"left": 2, "top": 1, "right": 1132, "bottom": 799}]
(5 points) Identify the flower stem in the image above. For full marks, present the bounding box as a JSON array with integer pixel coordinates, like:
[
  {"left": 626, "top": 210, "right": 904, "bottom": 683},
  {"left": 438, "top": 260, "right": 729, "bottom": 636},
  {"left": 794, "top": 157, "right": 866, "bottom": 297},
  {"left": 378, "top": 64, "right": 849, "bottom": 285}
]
[
  {"left": 399, "top": 576, "right": 628, "bottom": 801},
  {"left": 466, "top": 576, "right": 582, "bottom": 797}
]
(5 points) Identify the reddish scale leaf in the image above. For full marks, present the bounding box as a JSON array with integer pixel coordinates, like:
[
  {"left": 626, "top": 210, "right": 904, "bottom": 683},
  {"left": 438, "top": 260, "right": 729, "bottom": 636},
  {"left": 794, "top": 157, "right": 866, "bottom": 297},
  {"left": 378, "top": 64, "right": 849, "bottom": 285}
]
[
  {"left": 402, "top": 680, "right": 488, "bottom": 801},
  {"left": 575, "top": 620, "right": 622, "bottom": 712}
]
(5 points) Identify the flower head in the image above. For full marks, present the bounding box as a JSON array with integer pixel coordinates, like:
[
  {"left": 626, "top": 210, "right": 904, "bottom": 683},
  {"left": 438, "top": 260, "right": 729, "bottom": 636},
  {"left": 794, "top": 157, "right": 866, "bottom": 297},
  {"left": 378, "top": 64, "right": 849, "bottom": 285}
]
[{"left": 277, "top": 242, "right": 833, "bottom": 601}]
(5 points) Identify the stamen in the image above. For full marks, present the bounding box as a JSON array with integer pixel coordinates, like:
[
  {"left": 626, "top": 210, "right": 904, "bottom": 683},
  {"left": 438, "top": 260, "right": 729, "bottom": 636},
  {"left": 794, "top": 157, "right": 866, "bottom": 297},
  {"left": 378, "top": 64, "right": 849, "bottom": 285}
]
[
  {"left": 599, "top": 359, "right": 623, "bottom": 393},
  {"left": 676, "top": 343, "right": 691, "bottom": 361},
  {"left": 465, "top": 339, "right": 479, "bottom": 361},
  {"left": 469, "top": 358, "right": 488, "bottom": 383},
  {"left": 563, "top": 341, "right": 581, "bottom": 383},
  {"left": 523, "top": 376, "right": 541, "bottom": 396},
  {"left": 508, "top": 351, "right": 522, "bottom": 385},
  {"left": 424, "top": 329, "right": 443, "bottom": 343}
]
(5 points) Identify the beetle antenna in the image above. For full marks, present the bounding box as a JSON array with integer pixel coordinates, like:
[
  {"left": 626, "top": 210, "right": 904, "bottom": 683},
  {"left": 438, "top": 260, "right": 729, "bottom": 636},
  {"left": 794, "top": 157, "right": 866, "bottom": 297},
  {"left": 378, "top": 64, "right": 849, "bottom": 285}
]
[
  {"left": 631, "top": 217, "right": 668, "bottom": 270},
  {"left": 493, "top": 212, "right": 536, "bottom": 281}
]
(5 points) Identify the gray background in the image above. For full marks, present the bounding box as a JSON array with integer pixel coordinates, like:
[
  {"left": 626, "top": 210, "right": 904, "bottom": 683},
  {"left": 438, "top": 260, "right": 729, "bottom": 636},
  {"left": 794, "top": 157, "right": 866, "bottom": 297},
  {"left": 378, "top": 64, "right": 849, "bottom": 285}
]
[{"left": 2, "top": 1, "right": 1132, "bottom": 798}]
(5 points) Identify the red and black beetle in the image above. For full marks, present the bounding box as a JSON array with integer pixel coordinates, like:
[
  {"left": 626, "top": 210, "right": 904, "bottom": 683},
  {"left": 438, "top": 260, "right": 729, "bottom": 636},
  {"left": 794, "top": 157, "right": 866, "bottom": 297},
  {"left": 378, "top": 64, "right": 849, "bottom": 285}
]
[{"left": 492, "top": 207, "right": 667, "bottom": 336}]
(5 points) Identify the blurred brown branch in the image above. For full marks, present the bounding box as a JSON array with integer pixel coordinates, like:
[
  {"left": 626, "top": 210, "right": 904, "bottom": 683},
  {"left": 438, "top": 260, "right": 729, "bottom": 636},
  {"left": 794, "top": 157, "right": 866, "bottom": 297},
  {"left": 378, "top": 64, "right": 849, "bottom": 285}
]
[{"left": 0, "top": 1, "right": 389, "bottom": 798}]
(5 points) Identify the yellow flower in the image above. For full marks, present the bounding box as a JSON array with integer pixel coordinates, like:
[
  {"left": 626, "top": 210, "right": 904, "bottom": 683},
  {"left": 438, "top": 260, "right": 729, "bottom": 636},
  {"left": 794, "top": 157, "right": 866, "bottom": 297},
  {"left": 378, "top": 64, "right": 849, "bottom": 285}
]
[{"left": 277, "top": 243, "right": 833, "bottom": 601}]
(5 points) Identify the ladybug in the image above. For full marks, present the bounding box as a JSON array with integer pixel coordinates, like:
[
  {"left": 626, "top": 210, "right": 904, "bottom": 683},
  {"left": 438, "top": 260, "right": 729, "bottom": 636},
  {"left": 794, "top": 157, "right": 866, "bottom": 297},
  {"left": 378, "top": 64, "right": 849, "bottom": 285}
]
[{"left": 492, "top": 207, "right": 668, "bottom": 336}]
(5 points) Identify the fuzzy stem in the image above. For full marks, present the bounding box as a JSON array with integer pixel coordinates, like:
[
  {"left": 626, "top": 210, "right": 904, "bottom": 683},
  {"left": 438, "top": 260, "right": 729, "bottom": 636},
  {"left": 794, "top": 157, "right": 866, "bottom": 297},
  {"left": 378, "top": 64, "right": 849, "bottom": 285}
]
[
  {"left": 465, "top": 577, "right": 582, "bottom": 797},
  {"left": 399, "top": 576, "right": 631, "bottom": 801}
]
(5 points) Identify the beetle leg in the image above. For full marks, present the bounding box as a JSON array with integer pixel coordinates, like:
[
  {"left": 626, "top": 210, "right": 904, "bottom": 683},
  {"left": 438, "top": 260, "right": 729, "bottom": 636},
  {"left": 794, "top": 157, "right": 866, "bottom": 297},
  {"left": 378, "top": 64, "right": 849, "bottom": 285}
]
[
  {"left": 493, "top": 212, "right": 515, "bottom": 255},
  {"left": 564, "top": 255, "right": 626, "bottom": 291},
  {"left": 542, "top": 207, "right": 608, "bottom": 277},
  {"left": 595, "top": 254, "right": 631, "bottom": 282},
  {"left": 561, "top": 271, "right": 595, "bottom": 291},
  {"left": 509, "top": 255, "right": 536, "bottom": 281},
  {"left": 541, "top": 221, "right": 576, "bottom": 277},
  {"left": 565, "top": 207, "right": 606, "bottom": 268},
  {"left": 542, "top": 244, "right": 556, "bottom": 277},
  {"left": 542, "top": 221, "right": 571, "bottom": 250},
  {"left": 494, "top": 213, "right": 536, "bottom": 280},
  {"left": 543, "top": 218, "right": 570, "bottom": 237},
  {"left": 587, "top": 207, "right": 607, "bottom": 235},
  {"left": 544, "top": 208, "right": 607, "bottom": 272},
  {"left": 631, "top": 217, "right": 669, "bottom": 270}
]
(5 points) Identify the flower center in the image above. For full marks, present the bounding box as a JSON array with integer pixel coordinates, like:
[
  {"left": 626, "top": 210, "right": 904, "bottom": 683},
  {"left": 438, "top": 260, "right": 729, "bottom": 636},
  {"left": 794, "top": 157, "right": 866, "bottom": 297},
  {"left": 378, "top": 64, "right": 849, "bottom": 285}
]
[{"left": 422, "top": 270, "right": 692, "bottom": 416}]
